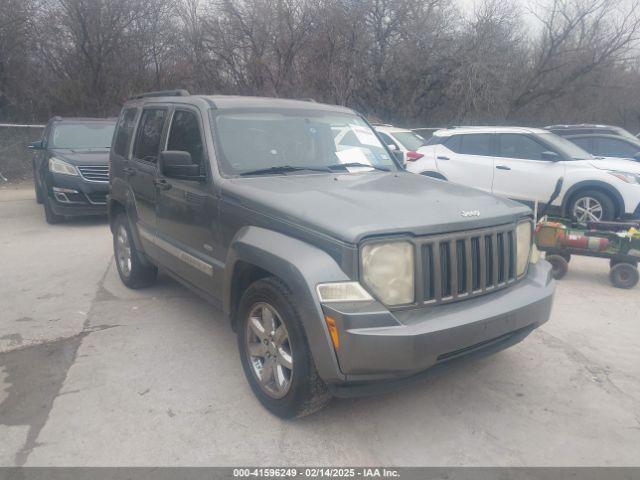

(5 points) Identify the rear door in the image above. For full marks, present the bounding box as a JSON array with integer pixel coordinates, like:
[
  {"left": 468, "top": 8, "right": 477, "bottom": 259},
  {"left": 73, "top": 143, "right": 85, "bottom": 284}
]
[
  {"left": 435, "top": 133, "right": 495, "bottom": 192},
  {"left": 492, "top": 133, "right": 565, "bottom": 204},
  {"left": 156, "top": 107, "right": 223, "bottom": 299},
  {"left": 129, "top": 107, "right": 169, "bottom": 252}
]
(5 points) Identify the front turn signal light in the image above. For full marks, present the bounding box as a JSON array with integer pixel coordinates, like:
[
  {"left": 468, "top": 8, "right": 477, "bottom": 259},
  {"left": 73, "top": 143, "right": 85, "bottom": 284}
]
[{"left": 324, "top": 316, "right": 340, "bottom": 350}]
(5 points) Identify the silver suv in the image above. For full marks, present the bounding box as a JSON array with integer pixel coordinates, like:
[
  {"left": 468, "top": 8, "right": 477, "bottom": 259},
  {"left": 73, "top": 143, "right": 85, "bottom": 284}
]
[{"left": 108, "top": 92, "right": 555, "bottom": 417}]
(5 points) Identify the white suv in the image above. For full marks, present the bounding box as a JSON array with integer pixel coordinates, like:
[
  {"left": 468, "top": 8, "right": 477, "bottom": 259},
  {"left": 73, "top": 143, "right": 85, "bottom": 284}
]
[{"left": 407, "top": 127, "right": 640, "bottom": 222}]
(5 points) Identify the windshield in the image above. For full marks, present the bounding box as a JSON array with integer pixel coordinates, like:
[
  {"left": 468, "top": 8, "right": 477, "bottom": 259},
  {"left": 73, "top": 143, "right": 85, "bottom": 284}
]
[
  {"left": 212, "top": 110, "right": 399, "bottom": 176},
  {"left": 391, "top": 131, "right": 427, "bottom": 151},
  {"left": 539, "top": 132, "right": 593, "bottom": 160},
  {"left": 51, "top": 123, "right": 116, "bottom": 149}
]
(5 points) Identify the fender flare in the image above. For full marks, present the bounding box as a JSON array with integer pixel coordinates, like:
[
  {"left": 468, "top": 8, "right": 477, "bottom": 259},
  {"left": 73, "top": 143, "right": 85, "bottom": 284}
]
[
  {"left": 107, "top": 179, "right": 148, "bottom": 262},
  {"left": 561, "top": 180, "right": 625, "bottom": 217},
  {"left": 224, "top": 226, "right": 350, "bottom": 383}
]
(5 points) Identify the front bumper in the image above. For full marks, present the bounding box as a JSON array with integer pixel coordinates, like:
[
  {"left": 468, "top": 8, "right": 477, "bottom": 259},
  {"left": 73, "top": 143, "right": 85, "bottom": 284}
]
[
  {"left": 321, "top": 261, "right": 555, "bottom": 394},
  {"left": 47, "top": 172, "right": 108, "bottom": 216}
]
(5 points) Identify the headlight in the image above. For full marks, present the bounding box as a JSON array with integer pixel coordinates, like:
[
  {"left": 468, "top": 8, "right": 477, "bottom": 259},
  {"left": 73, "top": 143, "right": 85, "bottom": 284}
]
[
  {"left": 608, "top": 171, "right": 640, "bottom": 184},
  {"left": 316, "top": 282, "right": 373, "bottom": 303},
  {"left": 516, "top": 220, "right": 533, "bottom": 277},
  {"left": 361, "top": 240, "right": 414, "bottom": 305},
  {"left": 49, "top": 157, "right": 79, "bottom": 176}
]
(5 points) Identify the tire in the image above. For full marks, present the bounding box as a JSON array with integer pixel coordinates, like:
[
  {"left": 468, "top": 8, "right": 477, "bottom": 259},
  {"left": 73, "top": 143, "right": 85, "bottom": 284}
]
[
  {"left": 113, "top": 213, "right": 157, "bottom": 289},
  {"left": 609, "top": 263, "right": 639, "bottom": 289},
  {"left": 546, "top": 254, "right": 569, "bottom": 280},
  {"left": 237, "top": 277, "right": 331, "bottom": 419},
  {"left": 43, "top": 195, "right": 64, "bottom": 224},
  {"left": 34, "top": 177, "right": 43, "bottom": 204},
  {"left": 569, "top": 190, "right": 615, "bottom": 223}
]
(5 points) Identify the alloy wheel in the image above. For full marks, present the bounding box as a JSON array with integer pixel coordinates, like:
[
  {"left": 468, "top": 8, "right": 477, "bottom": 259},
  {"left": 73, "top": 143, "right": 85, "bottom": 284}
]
[
  {"left": 245, "top": 302, "right": 293, "bottom": 399},
  {"left": 572, "top": 196, "right": 603, "bottom": 222},
  {"left": 115, "top": 225, "right": 132, "bottom": 277}
]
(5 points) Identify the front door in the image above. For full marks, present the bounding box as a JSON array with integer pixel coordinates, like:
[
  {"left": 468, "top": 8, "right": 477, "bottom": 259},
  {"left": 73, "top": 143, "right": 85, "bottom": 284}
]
[
  {"left": 129, "top": 107, "right": 169, "bottom": 255},
  {"left": 492, "top": 133, "right": 565, "bottom": 205},
  {"left": 156, "top": 108, "right": 223, "bottom": 300}
]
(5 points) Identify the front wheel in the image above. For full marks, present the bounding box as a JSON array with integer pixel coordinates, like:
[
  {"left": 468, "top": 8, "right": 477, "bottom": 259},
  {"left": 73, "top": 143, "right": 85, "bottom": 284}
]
[
  {"left": 43, "top": 195, "right": 64, "bottom": 224},
  {"left": 569, "top": 190, "right": 615, "bottom": 223},
  {"left": 237, "top": 277, "right": 331, "bottom": 418},
  {"left": 113, "top": 213, "right": 157, "bottom": 289},
  {"left": 34, "top": 178, "right": 44, "bottom": 204}
]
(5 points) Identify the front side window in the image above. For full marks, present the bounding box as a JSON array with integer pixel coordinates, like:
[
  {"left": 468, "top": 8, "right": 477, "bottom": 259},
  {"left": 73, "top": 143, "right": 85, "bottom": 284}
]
[
  {"left": 166, "top": 110, "right": 205, "bottom": 165},
  {"left": 212, "top": 110, "right": 398, "bottom": 176},
  {"left": 593, "top": 137, "right": 639, "bottom": 157},
  {"left": 498, "top": 134, "right": 546, "bottom": 160},
  {"left": 537, "top": 133, "right": 592, "bottom": 160},
  {"left": 50, "top": 123, "right": 116, "bottom": 150},
  {"left": 133, "top": 109, "right": 167, "bottom": 163},
  {"left": 113, "top": 109, "right": 138, "bottom": 157}
]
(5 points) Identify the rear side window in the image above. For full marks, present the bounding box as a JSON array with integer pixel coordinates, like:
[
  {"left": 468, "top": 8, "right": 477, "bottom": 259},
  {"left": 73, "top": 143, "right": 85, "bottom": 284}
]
[
  {"left": 113, "top": 108, "right": 138, "bottom": 157},
  {"left": 593, "top": 137, "right": 639, "bottom": 157},
  {"left": 133, "top": 109, "right": 167, "bottom": 163},
  {"left": 446, "top": 134, "right": 492, "bottom": 156},
  {"left": 497, "top": 134, "right": 546, "bottom": 160},
  {"left": 166, "top": 110, "right": 205, "bottom": 165}
]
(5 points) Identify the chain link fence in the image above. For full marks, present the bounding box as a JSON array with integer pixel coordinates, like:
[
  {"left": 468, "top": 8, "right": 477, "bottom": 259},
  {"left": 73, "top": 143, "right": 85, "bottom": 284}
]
[{"left": 0, "top": 124, "right": 45, "bottom": 183}]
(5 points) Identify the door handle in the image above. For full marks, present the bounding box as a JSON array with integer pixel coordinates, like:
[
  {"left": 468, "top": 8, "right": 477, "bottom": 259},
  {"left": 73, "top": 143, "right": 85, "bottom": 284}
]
[
  {"left": 496, "top": 165, "right": 511, "bottom": 170},
  {"left": 437, "top": 156, "right": 450, "bottom": 161},
  {"left": 154, "top": 179, "right": 172, "bottom": 191},
  {"left": 123, "top": 166, "right": 136, "bottom": 176}
]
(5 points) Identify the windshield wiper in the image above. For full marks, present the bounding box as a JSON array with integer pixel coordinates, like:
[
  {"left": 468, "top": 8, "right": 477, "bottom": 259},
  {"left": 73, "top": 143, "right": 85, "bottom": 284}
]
[
  {"left": 326, "top": 162, "right": 390, "bottom": 172},
  {"left": 240, "top": 165, "right": 332, "bottom": 176}
]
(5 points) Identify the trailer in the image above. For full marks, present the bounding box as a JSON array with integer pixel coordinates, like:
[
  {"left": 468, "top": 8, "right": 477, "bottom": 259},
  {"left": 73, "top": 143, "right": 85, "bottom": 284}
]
[{"left": 535, "top": 218, "right": 640, "bottom": 288}]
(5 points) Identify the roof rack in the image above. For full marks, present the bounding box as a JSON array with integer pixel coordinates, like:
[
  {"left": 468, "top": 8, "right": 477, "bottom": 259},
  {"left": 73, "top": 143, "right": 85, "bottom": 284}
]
[{"left": 130, "top": 89, "right": 190, "bottom": 100}]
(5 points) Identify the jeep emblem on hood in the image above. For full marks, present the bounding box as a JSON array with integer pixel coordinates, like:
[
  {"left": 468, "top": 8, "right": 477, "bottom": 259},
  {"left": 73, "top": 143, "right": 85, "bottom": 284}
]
[{"left": 460, "top": 210, "right": 481, "bottom": 217}]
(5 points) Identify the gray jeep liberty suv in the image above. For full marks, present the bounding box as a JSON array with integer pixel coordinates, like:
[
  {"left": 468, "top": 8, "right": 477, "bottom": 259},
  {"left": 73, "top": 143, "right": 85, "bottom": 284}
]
[{"left": 108, "top": 90, "right": 555, "bottom": 418}]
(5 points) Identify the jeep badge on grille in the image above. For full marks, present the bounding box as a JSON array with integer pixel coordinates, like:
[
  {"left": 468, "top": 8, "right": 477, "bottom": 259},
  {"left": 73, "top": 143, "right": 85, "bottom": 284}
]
[{"left": 460, "top": 210, "right": 481, "bottom": 217}]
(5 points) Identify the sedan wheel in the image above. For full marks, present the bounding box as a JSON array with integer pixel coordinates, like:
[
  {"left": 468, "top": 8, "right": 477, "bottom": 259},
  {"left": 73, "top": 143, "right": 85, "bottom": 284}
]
[
  {"left": 572, "top": 196, "right": 603, "bottom": 222},
  {"left": 245, "top": 302, "right": 293, "bottom": 399}
]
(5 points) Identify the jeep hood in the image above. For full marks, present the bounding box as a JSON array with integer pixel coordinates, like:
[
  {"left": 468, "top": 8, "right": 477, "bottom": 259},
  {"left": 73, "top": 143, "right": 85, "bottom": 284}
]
[
  {"left": 223, "top": 172, "right": 530, "bottom": 244},
  {"left": 50, "top": 148, "right": 110, "bottom": 166}
]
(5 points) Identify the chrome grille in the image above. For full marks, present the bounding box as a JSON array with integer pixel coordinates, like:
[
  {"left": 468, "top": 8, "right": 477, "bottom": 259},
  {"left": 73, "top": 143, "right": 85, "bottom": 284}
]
[
  {"left": 77, "top": 165, "right": 109, "bottom": 182},
  {"left": 419, "top": 225, "right": 518, "bottom": 305}
]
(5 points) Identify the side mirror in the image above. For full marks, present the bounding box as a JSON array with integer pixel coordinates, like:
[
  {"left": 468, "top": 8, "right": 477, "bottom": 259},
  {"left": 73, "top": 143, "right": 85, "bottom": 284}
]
[
  {"left": 159, "top": 151, "right": 203, "bottom": 180},
  {"left": 387, "top": 144, "right": 397, "bottom": 151},
  {"left": 541, "top": 151, "right": 560, "bottom": 162},
  {"left": 28, "top": 140, "right": 45, "bottom": 150}
]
